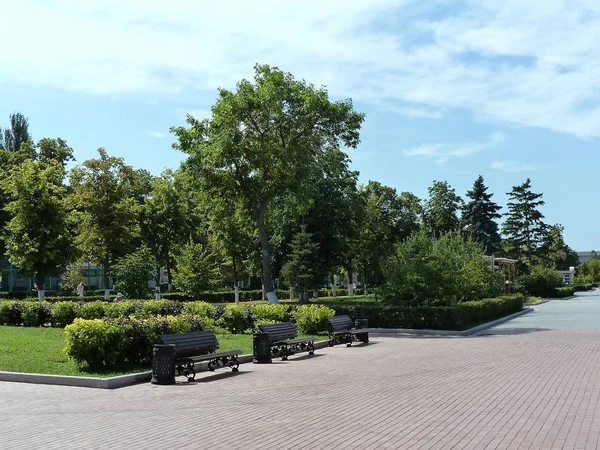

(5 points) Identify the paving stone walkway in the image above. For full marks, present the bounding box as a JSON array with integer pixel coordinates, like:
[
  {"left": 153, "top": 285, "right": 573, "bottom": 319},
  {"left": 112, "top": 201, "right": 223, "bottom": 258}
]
[{"left": 2, "top": 293, "right": 600, "bottom": 449}]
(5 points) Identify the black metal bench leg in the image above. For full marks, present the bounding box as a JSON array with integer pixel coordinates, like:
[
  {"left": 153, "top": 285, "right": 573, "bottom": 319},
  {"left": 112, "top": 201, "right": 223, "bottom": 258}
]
[
  {"left": 308, "top": 342, "right": 315, "bottom": 355},
  {"left": 182, "top": 359, "right": 196, "bottom": 382},
  {"left": 230, "top": 355, "right": 240, "bottom": 372}
]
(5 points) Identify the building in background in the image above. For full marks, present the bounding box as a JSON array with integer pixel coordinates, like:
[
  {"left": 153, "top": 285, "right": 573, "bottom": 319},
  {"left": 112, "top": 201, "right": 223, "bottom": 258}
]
[{"left": 577, "top": 251, "right": 598, "bottom": 264}]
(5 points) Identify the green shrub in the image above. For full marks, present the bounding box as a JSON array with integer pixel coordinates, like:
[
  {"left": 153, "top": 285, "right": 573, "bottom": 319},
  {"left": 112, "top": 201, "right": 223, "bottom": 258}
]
[
  {"left": 103, "top": 301, "right": 139, "bottom": 318},
  {"left": 329, "top": 294, "right": 524, "bottom": 331},
  {"left": 78, "top": 301, "right": 106, "bottom": 320},
  {"left": 218, "top": 304, "right": 252, "bottom": 333},
  {"left": 64, "top": 319, "right": 124, "bottom": 368},
  {"left": 382, "top": 230, "right": 501, "bottom": 306},
  {"left": 50, "top": 301, "right": 79, "bottom": 327},
  {"left": 137, "top": 300, "right": 184, "bottom": 318},
  {"left": 21, "top": 301, "right": 51, "bottom": 327},
  {"left": 554, "top": 287, "right": 575, "bottom": 298},
  {"left": 250, "top": 304, "right": 289, "bottom": 323},
  {"left": 518, "top": 266, "right": 563, "bottom": 297},
  {"left": 64, "top": 315, "right": 207, "bottom": 369},
  {"left": 0, "top": 301, "right": 22, "bottom": 325},
  {"left": 182, "top": 302, "right": 216, "bottom": 318},
  {"left": 573, "top": 284, "right": 593, "bottom": 292},
  {"left": 291, "top": 305, "right": 335, "bottom": 334}
]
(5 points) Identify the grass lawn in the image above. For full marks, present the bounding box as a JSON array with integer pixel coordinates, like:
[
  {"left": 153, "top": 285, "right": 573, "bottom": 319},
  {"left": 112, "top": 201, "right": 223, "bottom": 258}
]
[{"left": 0, "top": 326, "right": 254, "bottom": 377}]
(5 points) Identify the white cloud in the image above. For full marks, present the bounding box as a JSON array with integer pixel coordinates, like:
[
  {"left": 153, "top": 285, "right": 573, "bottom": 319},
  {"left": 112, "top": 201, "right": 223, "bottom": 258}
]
[
  {"left": 404, "top": 132, "right": 506, "bottom": 164},
  {"left": 147, "top": 131, "right": 165, "bottom": 138},
  {"left": 1, "top": 1, "right": 600, "bottom": 139},
  {"left": 491, "top": 160, "right": 548, "bottom": 173}
]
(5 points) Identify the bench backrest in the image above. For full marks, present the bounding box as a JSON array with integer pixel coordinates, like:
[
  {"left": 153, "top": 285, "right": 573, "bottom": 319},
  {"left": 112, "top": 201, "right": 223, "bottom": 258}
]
[
  {"left": 258, "top": 322, "right": 297, "bottom": 342},
  {"left": 328, "top": 315, "right": 355, "bottom": 332},
  {"left": 159, "top": 331, "right": 219, "bottom": 357}
]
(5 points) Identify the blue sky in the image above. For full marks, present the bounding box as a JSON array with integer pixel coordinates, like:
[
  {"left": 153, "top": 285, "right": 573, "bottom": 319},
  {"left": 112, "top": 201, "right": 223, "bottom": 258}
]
[{"left": 1, "top": 0, "right": 599, "bottom": 250}]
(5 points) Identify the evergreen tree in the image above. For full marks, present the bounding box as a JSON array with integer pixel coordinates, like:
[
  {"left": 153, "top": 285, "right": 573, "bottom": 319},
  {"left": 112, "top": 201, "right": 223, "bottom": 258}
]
[
  {"left": 281, "top": 226, "right": 321, "bottom": 303},
  {"left": 423, "top": 181, "right": 463, "bottom": 237},
  {"left": 0, "top": 112, "right": 31, "bottom": 152},
  {"left": 502, "top": 178, "right": 548, "bottom": 265},
  {"left": 461, "top": 175, "right": 502, "bottom": 254}
]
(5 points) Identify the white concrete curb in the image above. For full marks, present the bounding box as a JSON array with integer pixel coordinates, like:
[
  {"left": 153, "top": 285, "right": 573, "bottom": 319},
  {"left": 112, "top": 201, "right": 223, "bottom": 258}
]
[{"left": 0, "top": 339, "right": 332, "bottom": 390}]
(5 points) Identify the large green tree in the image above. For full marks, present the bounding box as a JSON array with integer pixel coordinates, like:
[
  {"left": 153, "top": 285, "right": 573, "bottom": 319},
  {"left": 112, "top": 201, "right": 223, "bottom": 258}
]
[
  {"left": 172, "top": 64, "right": 364, "bottom": 303},
  {"left": 1, "top": 159, "right": 74, "bottom": 299},
  {"left": 502, "top": 178, "right": 548, "bottom": 265},
  {"left": 538, "top": 224, "right": 578, "bottom": 270},
  {"left": 357, "top": 181, "right": 422, "bottom": 288},
  {"left": 68, "top": 148, "right": 143, "bottom": 299},
  {"left": 423, "top": 181, "right": 463, "bottom": 237},
  {"left": 141, "top": 170, "right": 189, "bottom": 289},
  {"left": 461, "top": 175, "right": 502, "bottom": 254}
]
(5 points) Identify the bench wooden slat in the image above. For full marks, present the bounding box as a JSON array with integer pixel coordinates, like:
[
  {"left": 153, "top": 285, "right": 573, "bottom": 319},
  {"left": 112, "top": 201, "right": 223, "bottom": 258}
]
[
  {"left": 329, "top": 315, "right": 355, "bottom": 331},
  {"left": 259, "top": 322, "right": 298, "bottom": 342},
  {"left": 190, "top": 350, "right": 240, "bottom": 362}
]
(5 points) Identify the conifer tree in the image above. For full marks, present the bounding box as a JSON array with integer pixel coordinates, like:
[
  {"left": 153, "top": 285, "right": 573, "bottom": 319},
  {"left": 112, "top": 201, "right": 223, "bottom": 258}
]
[
  {"left": 502, "top": 178, "right": 548, "bottom": 264},
  {"left": 281, "top": 226, "right": 320, "bottom": 303},
  {"left": 461, "top": 175, "right": 502, "bottom": 254}
]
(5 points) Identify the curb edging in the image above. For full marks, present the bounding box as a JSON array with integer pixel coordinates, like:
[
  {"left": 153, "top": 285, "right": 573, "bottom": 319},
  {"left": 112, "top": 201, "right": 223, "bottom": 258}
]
[{"left": 0, "top": 339, "right": 331, "bottom": 390}]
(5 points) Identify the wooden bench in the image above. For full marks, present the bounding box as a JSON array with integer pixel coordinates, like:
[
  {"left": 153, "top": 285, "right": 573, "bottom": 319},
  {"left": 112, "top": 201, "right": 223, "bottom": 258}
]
[
  {"left": 258, "top": 322, "right": 315, "bottom": 360},
  {"left": 159, "top": 331, "right": 240, "bottom": 382},
  {"left": 328, "top": 315, "right": 373, "bottom": 347}
]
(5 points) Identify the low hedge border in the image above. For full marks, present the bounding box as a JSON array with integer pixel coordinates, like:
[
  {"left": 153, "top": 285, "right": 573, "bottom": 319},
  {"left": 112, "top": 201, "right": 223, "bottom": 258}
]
[
  {"left": 0, "top": 300, "right": 336, "bottom": 334},
  {"left": 324, "top": 295, "right": 525, "bottom": 331},
  {"left": 573, "top": 284, "right": 593, "bottom": 292},
  {"left": 553, "top": 287, "right": 576, "bottom": 298}
]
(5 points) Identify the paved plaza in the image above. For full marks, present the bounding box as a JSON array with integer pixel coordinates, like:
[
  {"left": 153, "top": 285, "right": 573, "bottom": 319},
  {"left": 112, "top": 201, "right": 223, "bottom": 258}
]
[{"left": 2, "top": 293, "right": 600, "bottom": 449}]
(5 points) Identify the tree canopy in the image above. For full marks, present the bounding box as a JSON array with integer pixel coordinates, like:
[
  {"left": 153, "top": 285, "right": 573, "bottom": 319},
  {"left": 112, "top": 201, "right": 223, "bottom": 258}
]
[{"left": 172, "top": 64, "right": 364, "bottom": 303}]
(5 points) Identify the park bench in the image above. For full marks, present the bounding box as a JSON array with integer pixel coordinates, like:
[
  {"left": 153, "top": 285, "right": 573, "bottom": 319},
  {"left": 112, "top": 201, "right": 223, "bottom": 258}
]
[
  {"left": 159, "top": 331, "right": 240, "bottom": 382},
  {"left": 328, "top": 315, "right": 373, "bottom": 347},
  {"left": 258, "top": 322, "right": 315, "bottom": 360}
]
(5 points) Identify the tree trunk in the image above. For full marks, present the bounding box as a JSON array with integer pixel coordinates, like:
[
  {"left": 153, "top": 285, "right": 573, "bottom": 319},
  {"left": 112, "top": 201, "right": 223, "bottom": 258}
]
[
  {"left": 166, "top": 260, "right": 173, "bottom": 291},
  {"left": 35, "top": 272, "right": 45, "bottom": 301},
  {"left": 256, "top": 206, "right": 278, "bottom": 304},
  {"left": 347, "top": 267, "right": 354, "bottom": 296},
  {"left": 331, "top": 275, "right": 336, "bottom": 297},
  {"left": 103, "top": 260, "right": 111, "bottom": 300},
  {"left": 233, "top": 257, "right": 239, "bottom": 304}
]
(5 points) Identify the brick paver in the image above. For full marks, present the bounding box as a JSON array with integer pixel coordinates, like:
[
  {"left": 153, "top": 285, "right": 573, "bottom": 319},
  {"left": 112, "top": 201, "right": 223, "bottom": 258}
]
[{"left": 2, "top": 301, "right": 600, "bottom": 448}]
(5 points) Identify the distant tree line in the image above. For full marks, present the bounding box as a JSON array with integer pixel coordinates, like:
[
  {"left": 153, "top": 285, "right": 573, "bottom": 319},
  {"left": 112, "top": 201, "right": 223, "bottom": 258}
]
[{"left": 0, "top": 65, "right": 579, "bottom": 302}]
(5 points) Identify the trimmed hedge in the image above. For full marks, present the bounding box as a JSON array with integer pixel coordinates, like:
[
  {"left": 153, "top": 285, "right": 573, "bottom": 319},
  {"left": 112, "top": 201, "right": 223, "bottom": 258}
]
[
  {"left": 573, "top": 284, "right": 593, "bottom": 292},
  {"left": 553, "top": 287, "right": 575, "bottom": 298},
  {"left": 327, "top": 295, "right": 524, "bottom": 331},
  {"left": 0, "top": 300, "right": 335, "bottom": 334}
]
